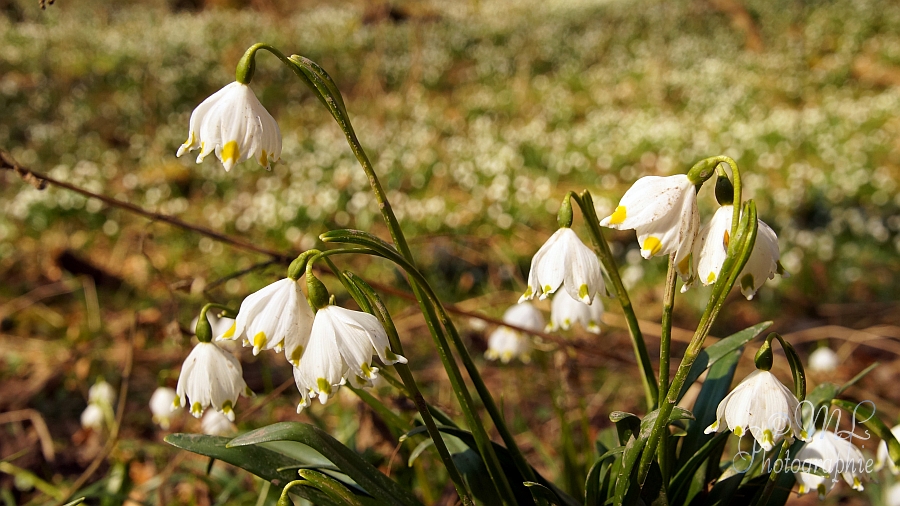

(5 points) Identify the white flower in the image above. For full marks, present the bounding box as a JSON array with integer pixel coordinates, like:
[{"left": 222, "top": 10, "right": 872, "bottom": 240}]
[
  {"left": 704, "top": 370, "right": 807, "bottom": 451},
  {"left": 875, "top": 424, "right": 900, "bottom": 474},
  {"left": 220, "top": 278, "right": 314, "bottom": 364},
  {"left": 191, "top": 313, "right": 235, "bottom": 341},
  {"left": 176, "top": 82, "right": 281, "bottom": 172},
  {"left": 485, "top": 326, "right": 533, "bottom": 364},
  {"left": 600, "top": 175, "right": 698, "bottom": 271},
  {"left": 200, "top": 410, "right": 236, "bottom": 437},
  {"left": 293, "top": 306, "right": 406, "bottom": 412},
  {"left": 808, "top": 347, "right": 840, "bottom": 373},
  {"left": 796, "top": 430, "right": 868, "bottom": 499},
  {"left": 175, "top": 342, "right": 252, "bottom": 421},
  {"left": 520, "top": 228, "right": 604, "bottom": 304},
  {"left": 80, "top": 403, "right": 105, "bottom": 431},
  {"left": 685, "top": 205, "right": 785, "bottom": 298},
  {"left": 547, "top": 289, "right": 604, "bottom": 334},
  {"left": 88, "top": 380, "right": 116, "bottom": 407},
  {"left": 885, "top": 483, "right": 900, "bottom": 506},
  {"left": 501, "top": 302, "right": 545, "bottom": 333},
  {"left": 150, "top": 387, "right": 179, "bottom": 430}
]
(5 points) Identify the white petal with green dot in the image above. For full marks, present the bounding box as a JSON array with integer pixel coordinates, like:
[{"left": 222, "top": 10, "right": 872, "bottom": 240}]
[{"left": 174, "top": 341, "right": 251, "bottom": 421}]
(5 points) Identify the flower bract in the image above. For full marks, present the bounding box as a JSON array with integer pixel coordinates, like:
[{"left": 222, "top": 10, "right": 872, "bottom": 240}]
[
  {"left": 293, "top": 306, "right": 406, "bottom": 412},
  {"left": 547, "top": 289, "right": 604, "bottom": 334},
  {"left": 176, "top": 82, "right": 281, "bottom": 172},
  {"left": 520, "top": 228, "right": 604, "bottom": 304},
  {"left": 704, "top": 370, "right": 807, "bottom": 451},
  {"left": 600, "top": 174, "right": 698, "bottom": 271},
  {"left": 796, "top": 429, "right": 868, "bottom": 499},
  {"left": 220, "top": 278, "right": 314, "bottom": 363},
  {"left": 175, "top": 341, "right": 252, "bottom": 420}
]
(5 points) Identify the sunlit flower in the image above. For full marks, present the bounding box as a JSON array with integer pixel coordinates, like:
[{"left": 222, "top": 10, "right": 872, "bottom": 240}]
[
  {"left": 293, "top": 306, "right": 406, "bottom": 412},
  {"left": 808, "top": 347, "right": 839, "bottom": 373},
  {"left": 796, "top": 430, "right": 868, "bottom": 499},
  {"left": 220, "top": 278, "right": 314, "bottom": 363},
  {"left": 150, "top": 387, "right": 179, "bottom": 430},
  {"left": 520, "top": 228, "right": 604, "bottom": 304},
  {"left": 88, "top": 379, "right": 116, "bottom": 407},
  {"left": 176, "top": 82, "right": 281, "bottom": 172},
  {"left": 80, "top": 403, "right": 105, "bottom": 431},
  {"left": 705, "top": 370, "right": 807, "bottom": 451},
  {"left": 875, "top": 424, "right": 900, "bottom": 474},
  {"left": 685, "top": 205, "right": 785, "bottom": 298},
  {"left": 200, "top": 409, "right": 236, "bottom": 437},
  {"left": 485, "top": 302, "right": 543, "bottom": 363},
  {"left": 547, "top": 289, "right": 604, "bottom": 334},
  {"left": 600, "top": 175, "right": 698, "bottom": 271},
  {"left": 175, "top": 342, "right": 252, "bottom": 421}
]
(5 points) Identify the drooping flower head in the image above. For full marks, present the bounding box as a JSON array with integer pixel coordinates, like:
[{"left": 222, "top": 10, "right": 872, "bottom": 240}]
[
  {"left": 795, "top": 429, "right": 868, "bottom": 499},
  {"left": 200, "top": 409, "right": 237, "bottom": 437},
  {"left": 177, "top": 82, "right": 281, "bottom": 172},
  {"left": 80, "top": 404, "right": 105, "bottom": 431},
  {"left": 520, "top": 228, "right": 605, "bottom": 304},
  {"left": 175, "top": 341, "right": 252, "bottom": 421},
  {"left": 808, "top": 347, "right": 840, "bottom": 374},
  {"left": 150, "top": 387, "right": 179, "bottom": 430},
  {"left": 220, "top": 278, "right": 314, "bottom": 365},
  {"left": 875, "top": 424, "right": 900, "bottom": 475},
  {"left": 88, "top": 379, "right": 116, "bottom": 407},
  {"left": 293, "top": 306, "right": 406, "bottom": 412},
  {"left": 704, "top": 370, "right": 808, "bottom": 451},
  {"left": 547, "top": 289, "right": 604, "bottom": 334},
  {"left": 485, "top": 302, "right": 544, "bottom": 363},
  {"left": 600, "top": 174, "right": 699, "bottom": 274}
]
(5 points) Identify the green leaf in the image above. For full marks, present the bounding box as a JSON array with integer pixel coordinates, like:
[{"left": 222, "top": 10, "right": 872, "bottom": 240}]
[
  {"left": 524, "top": 481, "right": 563, "bottom": 505},
  {"left": 228, "top": 422, "right": 423, "bottom": 506},
  {"left": 298, "top": 469, "right": 367, "bottom": 506},
  {"left": 610, "top": 412, "right": 640, "bottom": 446},
  {"left": 164, "top": 433, "right": 340, "bottom": 505},
  {"left": 639, "top": 406, "right": 694, "bottom": 439},
  {"left": 62, "top": 498, "right": 86, "bottom": 506},
  {"left": 669, "top": 432, "right": 729, "bottom": 504},
  {"left": 677, "top": 322, "right": 772, "bottom": 402}
]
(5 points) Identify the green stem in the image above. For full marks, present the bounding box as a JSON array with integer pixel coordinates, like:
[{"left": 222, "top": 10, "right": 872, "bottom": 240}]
[
  {"left": 277, "top": 479, "right": 308, "bottom": 506},
  {"left": 636, "top": 201, "right": 758, "bottom": 486},
  {"left": 657, "top": 254, "right": 678, "bottom": 485},
  {"left": 570, "top": 191, "right": 658, "bottom": 409},
  {"left": 287, "top": 55, "right": 525, "bottom": 503},
  {"left": 754, "top": 441, "right": 789, "bottom": 506}
]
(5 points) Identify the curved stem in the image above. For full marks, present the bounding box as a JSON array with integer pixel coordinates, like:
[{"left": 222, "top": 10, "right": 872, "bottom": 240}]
[{"left": 569, "top": 191, "right": 658, "bottom": 409}]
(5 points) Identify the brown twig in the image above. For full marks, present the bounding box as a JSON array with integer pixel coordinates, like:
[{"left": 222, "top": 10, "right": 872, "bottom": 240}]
[{"left": 0, "top": 409, "right": 56, "bottom": 462}]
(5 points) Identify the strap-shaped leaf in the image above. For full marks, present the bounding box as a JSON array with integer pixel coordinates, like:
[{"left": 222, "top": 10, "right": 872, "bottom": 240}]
[
  {"left": 584, "top": 450, "right": 618, "bottom": 506},
  {"left": 228, "top": 422, "right": 423, "bottom": 506},
  {"left": 298, "top": 469, "right": 367, "bottom": 506},
  {"left": 669, "top": 432, "right": 729, "bottom": 504},
  {"left": 164, "top": 434, "right": 340, "bottom": 505},
  {"left": 525, "top": 481, "right": 563, "bottom": 505},
  {"left": 610, "top": 412, "right": 640, "bottom": 446},
  {"left": 677, "top": 322, "right": 772, "bottom": 402}
]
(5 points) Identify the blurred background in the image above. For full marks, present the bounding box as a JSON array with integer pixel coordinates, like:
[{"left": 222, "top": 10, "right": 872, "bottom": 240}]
[{"left": 1, "top": 0, "right": 900, "bottom": 503}]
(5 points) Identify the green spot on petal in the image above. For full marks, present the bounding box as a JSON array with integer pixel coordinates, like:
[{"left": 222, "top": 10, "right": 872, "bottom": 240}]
[
  {"left": 741, "top": 273, "right": 755, "bottom": 293},
  {"left": 316, "top": 378, "right": 332, "bottom": 396},
  {"left": 578, "top": 284, "right": 590, "bottom": 301},
  {"left": 733, "top": 425, "right": 743, "bottom": 437}
]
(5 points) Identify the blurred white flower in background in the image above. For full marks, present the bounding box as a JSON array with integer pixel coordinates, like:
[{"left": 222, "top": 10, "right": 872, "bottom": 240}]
[
  {"left": 885, "top": 482, "right": 900, "bottom": 506},
  {"left": 875, "top": 424, "right": 900, "bottom": 475},
  {"left": 795, "top": 429, "right": 867, "bottom": 499},
  {"left": 149, "top": 387, "right": 179, "bottom": 430},
  {"left": 88, "top": 380, "right": 116, "bottom": 408},
  {"left": 520, "top": 228, "right": 604, "bottom": 304},
  {"left": 547, "top": 289, "right": 603, "bottom": 334},
  {"left": 201, "top": 409, "right": 237, "bottom": 437},
  {"left": 485, "top": 302, "right": 544, "bottom": 363},
  {"left": 177, "top": 82, "right": 281, "bottom": 172},
  {"left": 80, "top": 404, "right": 105, "bottom": 431},
  {"left": 293, "top": 306, "right": 406, "bottom": 412},
  {"left": 175, "top": 342, "right": 252, "bottom": 420},
  {"left": 808, "top": 347, "right": 839, "bottom": 373}
]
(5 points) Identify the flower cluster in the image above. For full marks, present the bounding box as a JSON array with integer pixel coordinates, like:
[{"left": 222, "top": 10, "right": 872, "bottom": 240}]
[{"left": 81, "top": 379, "right": 116, "bottom": 432}]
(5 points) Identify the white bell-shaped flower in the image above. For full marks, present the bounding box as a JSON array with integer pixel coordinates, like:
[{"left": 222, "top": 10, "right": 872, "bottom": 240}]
[
  {"left": 501, "top": 302, "right": 545, "bottom": 333},
  {"left": 808, "top": 347, "right": 840, "bottom": 373},
  {"left": 547, "top": 289, "right": 604, "bottom": 334},
  {"left": 796, "top": 429, "right": 868, "bottom": 499},
  {"left": 149, "top": 387, "right": 179, "bottom": 430},
  {"left": 220, "top": 278, "right": 314, "bottom": 364},
  {"left": 200, "top": 409, "right": 237, "bottom": 437},
  {"left": 685, "top": 205, "right": 785, "bottom": 298},
  {"left": 293, "top": 306, "right": 406, "bottom": 412},
  {"left": 88, "top": 379, "right": 116, "bottom": 407},
  {"left": 80, "top": 404, "right": 105, "bottom": 431},
  {"left": 875, "top": 424, "right": 900, "bottom": 474},
  {"left": 175, "top": 342, "right": 252, "bottom": 421},
  {"left": 704, "top": 370, "right": 807, "bottom": 451},
  {"left": 520, "top": 228, "right": 604, "bottom": 304},
  {"left": 485, "top": 326, "right": 533, "bottom": 364},
  {"left": 885, "top": 482, "right": 900, "bottom": 506},
  {"left": 600, "top": 174, "right": 698, "bottom": 270},
  {"left": 176, "top": 82, "right": 281, "bottom": 172}
]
